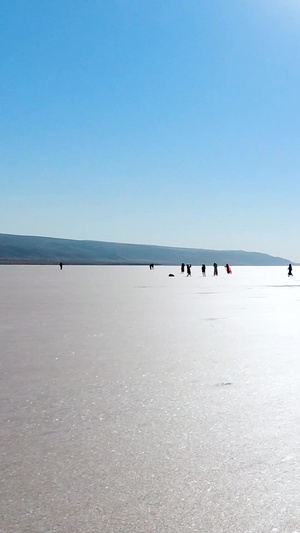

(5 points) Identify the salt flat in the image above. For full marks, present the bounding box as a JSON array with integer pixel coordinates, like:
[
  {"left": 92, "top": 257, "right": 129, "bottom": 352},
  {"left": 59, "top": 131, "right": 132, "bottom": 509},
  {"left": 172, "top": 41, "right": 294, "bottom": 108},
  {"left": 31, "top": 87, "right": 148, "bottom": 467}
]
[{"left": 1, "top": 265, "right": 300, "bottom": 533}]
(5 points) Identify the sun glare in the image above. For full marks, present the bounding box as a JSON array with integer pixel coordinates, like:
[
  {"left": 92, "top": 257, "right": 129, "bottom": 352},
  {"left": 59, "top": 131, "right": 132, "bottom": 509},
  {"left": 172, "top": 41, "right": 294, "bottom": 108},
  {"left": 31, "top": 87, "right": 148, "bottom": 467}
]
[{"left": 258, "top": 0, "right": 300, "bottom": 29}]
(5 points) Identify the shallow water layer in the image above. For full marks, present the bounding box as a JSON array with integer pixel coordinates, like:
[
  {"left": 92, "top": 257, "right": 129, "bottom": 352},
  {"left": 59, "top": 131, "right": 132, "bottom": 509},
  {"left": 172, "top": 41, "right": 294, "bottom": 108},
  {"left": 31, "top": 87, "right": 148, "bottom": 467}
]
[{"left": 1, "top": 265, "right": 300, "bottom": 532}]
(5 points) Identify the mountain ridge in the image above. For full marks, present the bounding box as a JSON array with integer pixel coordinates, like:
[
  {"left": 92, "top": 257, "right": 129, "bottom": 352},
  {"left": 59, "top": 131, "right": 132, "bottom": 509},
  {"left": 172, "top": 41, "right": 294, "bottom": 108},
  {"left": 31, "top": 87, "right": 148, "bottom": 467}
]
[{"left": 0, "top": 233, "right": 293, "bottom": 266}]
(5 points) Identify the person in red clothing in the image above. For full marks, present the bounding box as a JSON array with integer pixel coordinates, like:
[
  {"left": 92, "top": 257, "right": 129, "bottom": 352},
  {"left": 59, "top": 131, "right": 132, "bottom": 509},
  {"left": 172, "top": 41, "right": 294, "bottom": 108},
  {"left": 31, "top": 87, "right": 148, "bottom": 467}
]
[{"left": 225, "top": 264, "right": 232, "bottom": 274}]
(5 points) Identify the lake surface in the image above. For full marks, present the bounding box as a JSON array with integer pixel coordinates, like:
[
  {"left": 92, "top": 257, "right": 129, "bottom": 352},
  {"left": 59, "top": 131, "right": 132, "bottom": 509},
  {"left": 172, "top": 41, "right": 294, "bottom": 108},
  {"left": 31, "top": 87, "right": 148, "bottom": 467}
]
[{"left": 1, "top": 265, "right": 300, "bottom": 532}]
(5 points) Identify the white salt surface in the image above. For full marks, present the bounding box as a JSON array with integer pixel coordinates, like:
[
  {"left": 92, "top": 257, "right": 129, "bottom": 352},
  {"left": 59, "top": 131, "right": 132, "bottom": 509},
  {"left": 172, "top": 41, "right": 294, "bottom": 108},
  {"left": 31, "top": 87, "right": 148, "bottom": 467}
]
[{"left": 1, "top": 265, "right": 300, "bottom": 532}]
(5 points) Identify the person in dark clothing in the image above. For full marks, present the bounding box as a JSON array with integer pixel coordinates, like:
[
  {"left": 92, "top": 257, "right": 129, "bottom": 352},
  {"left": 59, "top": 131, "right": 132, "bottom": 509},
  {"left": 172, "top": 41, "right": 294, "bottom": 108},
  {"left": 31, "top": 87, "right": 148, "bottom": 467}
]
[
  {"left": 187, "top": 264, "right": 192, "bottom": 276},
  {"left": 213, "top": 263, "right": 218, "bottom": 276},
  {"left": 181, "top": 263, "right": 185, "bottom": 273},
  {"left": 201, "top": 264, "right": 206, "bottom": 277},
  {"left": 59, "top": 262, "right": 63, "bottom": 270},
  {"left": 288, "top": 264, "right": 293, "bottom": 277}
]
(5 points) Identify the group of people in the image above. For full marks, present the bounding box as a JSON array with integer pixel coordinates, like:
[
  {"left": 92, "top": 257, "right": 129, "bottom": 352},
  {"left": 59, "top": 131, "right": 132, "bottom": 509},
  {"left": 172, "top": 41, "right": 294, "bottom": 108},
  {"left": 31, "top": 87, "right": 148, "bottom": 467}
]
[
  {"left": 179, "top": 262, "right": 232, "bottom": 277},
  {"left": 181, "top": 263, "right": 192, "bottom": 276},
  {"left": 60, "top": 261, "right": 294, "bottom": 275},
  {"left": 180, "top": 263, "right": 192, "bottom": 276}
]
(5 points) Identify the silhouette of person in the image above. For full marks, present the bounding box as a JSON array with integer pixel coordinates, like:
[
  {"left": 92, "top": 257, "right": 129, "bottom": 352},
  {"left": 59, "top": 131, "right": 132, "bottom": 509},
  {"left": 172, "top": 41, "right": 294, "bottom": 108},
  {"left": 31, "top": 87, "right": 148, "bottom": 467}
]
[
  {"left": 59, "top": 262, "right": 63, "bottom": 270},
  {"left": 225, "top": 264, "right": 232, "bottom": 274},
  {"left": 201, "top": 264, "right": 206, "bottom": 277},
  {"left": 187, "top": 264, "right": 191, "bottom": 276},
  {"left": 213, "top": 263, "right": 218, "bottom": 276},
  {"left": 181, "top": 263, "right": 185, "bottom": 273},
  {"left": 288, "top": 264, "right": 293, "bottom": 277},
  {"left": 149, "top": 264, "right": 154, "bottom": 270}
]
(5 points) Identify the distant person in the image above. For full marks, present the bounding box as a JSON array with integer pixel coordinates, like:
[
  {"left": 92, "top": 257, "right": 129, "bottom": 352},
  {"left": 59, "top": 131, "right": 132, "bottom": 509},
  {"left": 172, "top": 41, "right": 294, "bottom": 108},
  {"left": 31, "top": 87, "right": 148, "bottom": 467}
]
[
  {"left": 187, "top": 264, "right": 192, "bottom": 277},
  {"left": 181, "top": 263, "right": 185, "bottom": 273},
  {"left": 213, "top": 263, "right": 218, "bottom": 276},
  {"left": 201, "top": 264, "right": 206, "bottom": 277},
  {"left": 225, "top": 264, "right": 232, "bottom": 274},
  {"left": 149, "top": 264, "right": 154, "bottom": 270},
  {"left": 59, "top": 262, "right": 63, "bottom": 270},
  {"left": 288, "top": 264, "right": 293, "bottom": 277}
]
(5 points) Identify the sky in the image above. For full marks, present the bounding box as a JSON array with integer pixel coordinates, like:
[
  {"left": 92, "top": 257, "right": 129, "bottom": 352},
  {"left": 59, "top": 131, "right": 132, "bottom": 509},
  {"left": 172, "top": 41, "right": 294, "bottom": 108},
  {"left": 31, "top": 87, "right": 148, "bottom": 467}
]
[{"left": 1, "top": 0, "right": 300, "bottom": 261}]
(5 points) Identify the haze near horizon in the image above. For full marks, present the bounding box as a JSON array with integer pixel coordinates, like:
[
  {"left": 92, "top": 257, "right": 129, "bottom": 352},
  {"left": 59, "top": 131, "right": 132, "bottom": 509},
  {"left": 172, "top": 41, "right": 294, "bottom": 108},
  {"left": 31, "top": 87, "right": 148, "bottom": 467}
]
[{"left": 1, "top": 1, "right": 300, "bottom": 261}]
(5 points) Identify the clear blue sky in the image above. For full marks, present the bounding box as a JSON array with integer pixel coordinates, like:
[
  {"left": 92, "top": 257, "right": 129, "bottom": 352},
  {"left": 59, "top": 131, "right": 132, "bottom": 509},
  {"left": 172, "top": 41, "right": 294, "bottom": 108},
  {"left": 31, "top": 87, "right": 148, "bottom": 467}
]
[{"left": 1, "top": 0, "right": 300, "bottom": 261}]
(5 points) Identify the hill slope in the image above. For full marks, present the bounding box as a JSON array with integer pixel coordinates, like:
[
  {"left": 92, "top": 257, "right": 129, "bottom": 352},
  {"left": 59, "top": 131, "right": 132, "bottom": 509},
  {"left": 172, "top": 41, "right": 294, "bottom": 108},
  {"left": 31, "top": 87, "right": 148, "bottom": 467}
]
[{"left": 0, "top": 234, "right": 292, "bottom": 266}]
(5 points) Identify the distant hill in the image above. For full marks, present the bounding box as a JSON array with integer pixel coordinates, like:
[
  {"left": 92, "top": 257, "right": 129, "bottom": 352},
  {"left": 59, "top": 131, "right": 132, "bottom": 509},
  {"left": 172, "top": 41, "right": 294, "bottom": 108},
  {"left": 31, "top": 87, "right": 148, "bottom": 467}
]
[{"left": 0, "top": 233, "right": 293, "bottom": 266}]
